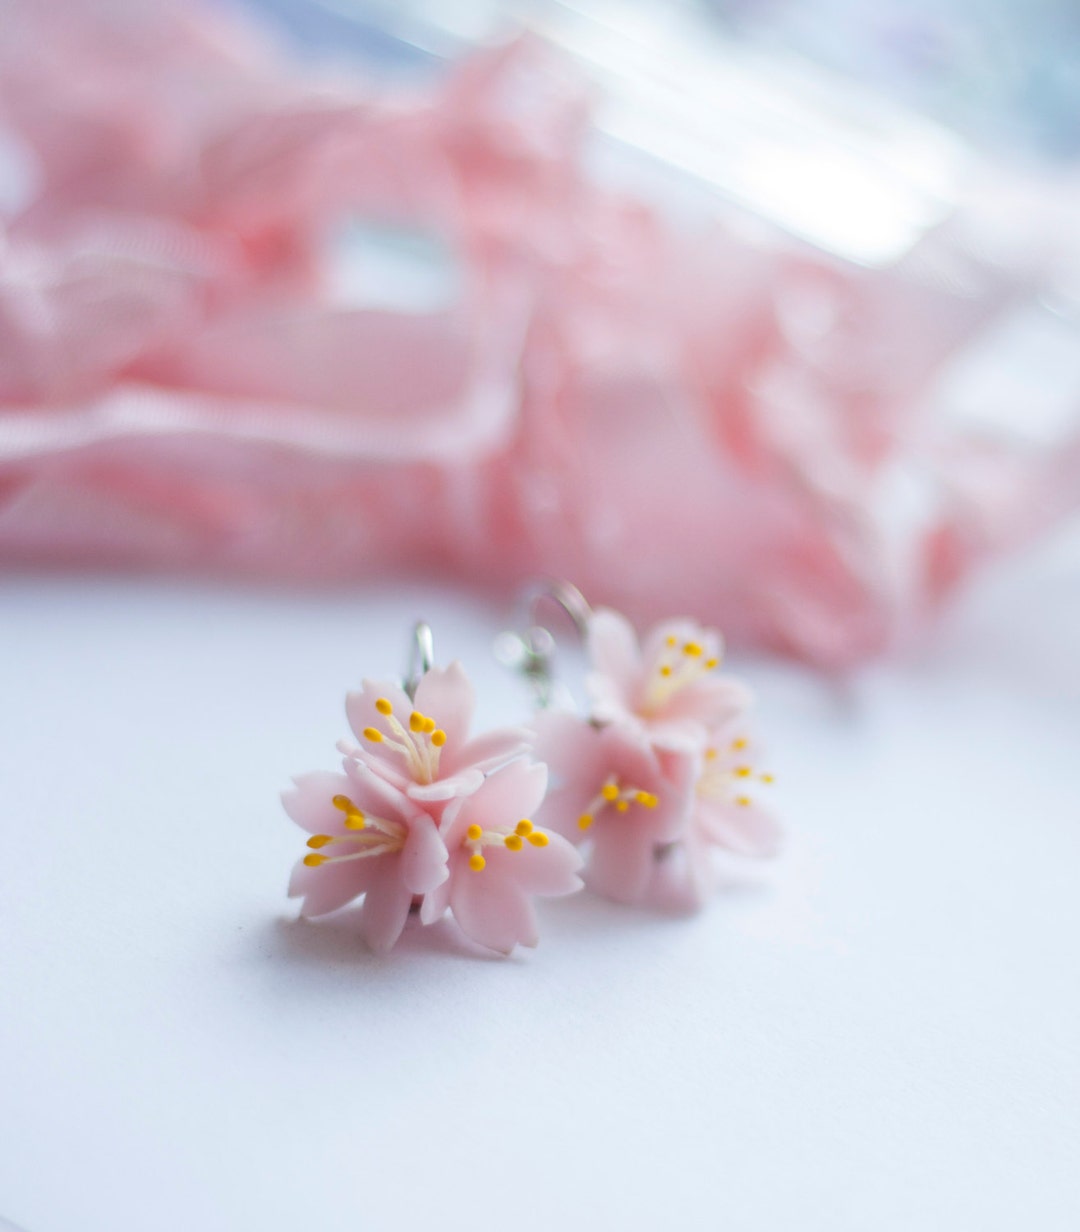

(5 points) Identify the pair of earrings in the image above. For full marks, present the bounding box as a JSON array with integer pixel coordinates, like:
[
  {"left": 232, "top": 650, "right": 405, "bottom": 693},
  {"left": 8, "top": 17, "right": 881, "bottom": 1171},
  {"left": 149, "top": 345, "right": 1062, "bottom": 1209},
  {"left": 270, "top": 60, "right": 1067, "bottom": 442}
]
[{"left": 282, "top": 582, "right": 779, "bottom": 956}]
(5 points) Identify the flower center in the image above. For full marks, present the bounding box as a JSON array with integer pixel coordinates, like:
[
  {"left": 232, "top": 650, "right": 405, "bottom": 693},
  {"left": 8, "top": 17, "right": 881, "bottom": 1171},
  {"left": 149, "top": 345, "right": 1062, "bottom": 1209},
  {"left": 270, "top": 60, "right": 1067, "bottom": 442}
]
[
  {"left": 697, "top": 737, "right": 774, "bottom": 809},
  {"left": 360, "top": 696, "right": 448, "bottom": 784},
  {"left": 577, "top": 778, "right": 659, "bottom": 831},
  {"left": 303, "top": 793, "right": 407, "bottom": 867},
  {"left": 639, "top": 636, "right": 721, "bottom": 715},
  {"left": 463, "top": 817, "right": 549, "bottom": 872}
]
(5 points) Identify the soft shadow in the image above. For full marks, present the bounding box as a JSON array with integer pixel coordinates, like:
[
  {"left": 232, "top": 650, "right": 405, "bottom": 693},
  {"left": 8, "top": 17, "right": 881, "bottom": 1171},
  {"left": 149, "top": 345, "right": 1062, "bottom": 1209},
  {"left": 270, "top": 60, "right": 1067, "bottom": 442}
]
[{"left": 265, "top": 908, "right": 508, "bottom": 970}]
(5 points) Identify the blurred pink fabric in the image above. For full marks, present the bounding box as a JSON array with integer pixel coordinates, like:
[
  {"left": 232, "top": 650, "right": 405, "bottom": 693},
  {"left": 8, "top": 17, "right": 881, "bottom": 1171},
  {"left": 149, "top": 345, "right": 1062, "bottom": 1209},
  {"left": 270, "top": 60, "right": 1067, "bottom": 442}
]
[{"left": 0, "top": 0, "right": 1077, "bottom": 667}]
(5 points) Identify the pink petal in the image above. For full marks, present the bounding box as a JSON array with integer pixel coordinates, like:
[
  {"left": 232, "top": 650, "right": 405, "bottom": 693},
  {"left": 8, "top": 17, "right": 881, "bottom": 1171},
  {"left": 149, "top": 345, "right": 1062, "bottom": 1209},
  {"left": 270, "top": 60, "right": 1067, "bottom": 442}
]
[
  {"left": 281, "top": 771, "right": 354, "bottom": 834},
  {"left": 288, "top": 856, "right": 379, "bottom": 918},
  {"left": 344, "top": 679, "right": 415, "bottom": 757},
  {"left": 499, "top": 831, "right": 584, "bottom": 896},
  {"left": 450, "top": 860, "right": 540, "bottom": 954},
  {"left": 586, "top": 818, "right": 657, "bottom": 904},
  {"left": 586, "top": 608, "right": 642, "bottom": 697},
  {"left": 412, "top": 661, "right": 474, "bottom": 750},
  {"left": 452, "top": 760, "right": 549, "bottom": 842},
  {"left": 406, "top": 766, "right": 483, "bottom": 803},
  {"left": 533, "top": 709, "right": 607, "bottom": 792},
  {"left": 419, "top": 877, "right": 451, "bottom": 926},
  {"left": 659, "top": 834, "right": 714, "bottom": 911},
  {"left": 661, "top": 677, "right": 753, "bottom": 726},
  {"left": 641, "top": 619, "right": 722, "bottom": 668},
  {"left": 441, "top": 725, "right": 533, "bottom": 776},
  {"left": 342, "top": 757, "right": 415, "bottom": 821},
  {"left": 358, "top": 870, "right": 414, "bottom": 953},
  {"left": 400, "top": 814, "right": 449, "bottom": 894},
  {"left": 698, "top": 802, "right": 783, "bottom": 858}
]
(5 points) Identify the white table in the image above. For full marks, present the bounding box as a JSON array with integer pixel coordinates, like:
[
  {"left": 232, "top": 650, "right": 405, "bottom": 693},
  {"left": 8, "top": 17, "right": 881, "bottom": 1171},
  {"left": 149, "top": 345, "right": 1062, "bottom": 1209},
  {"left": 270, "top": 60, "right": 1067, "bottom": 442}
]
[{"left": 2, "top": 529, "right": 1078, "bottom": 1232}]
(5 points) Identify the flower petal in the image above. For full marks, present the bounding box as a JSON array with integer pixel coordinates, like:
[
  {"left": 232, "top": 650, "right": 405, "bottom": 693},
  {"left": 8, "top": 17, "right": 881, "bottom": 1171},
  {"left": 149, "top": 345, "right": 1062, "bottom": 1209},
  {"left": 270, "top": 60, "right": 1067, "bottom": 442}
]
[
  {"left": 661, "top": 677, "right": 753, "bottom": 726},
  {"left": 441, "top": 725, "right": 532, "bottom": 776},
  {"left": 498, "top": 830, "right": 583, "bottom": 897},
  {"left": 419, "top": 876, "right": 451, "bottom": 926},
  {"left": 586, "top": 607, "right": 642, "bottom": 699},
  {"left": 282, "top": 771, "right": 354, "bottom": 835},
  {"left": 345, "top": 679, "right": 416, "bottom": 769},
  {"left": 641, "top": 618, "right": 722, "bottom": 669},
  {"left": 406, "top": 766, "right": 483, "bottom": 803},
  {"left": 358, "top": 870, "right": 413, "bottom": 953},
  {"left": 342, "top": 757, "right": 415, "bottom": 821},
  {"left": 288, "top": 856, "right": 379, "bottom": 918},
  {"left": 698, "top": 802, "right": 783, "bottom": 858},
  {"left": 450, "top": 861, "right": 540, "bottom": 954},
  {"left": 400, "top": 814, "right": 449, "bottom": 894},
  {"left": 450, "top": 760, "right": 549, "bottom": 843},
  {"left": 586, "top": 817, "right": 657, "bottom": 904},
  {"left": 413, "top": 661, "right": 474, "bottom": 751}
]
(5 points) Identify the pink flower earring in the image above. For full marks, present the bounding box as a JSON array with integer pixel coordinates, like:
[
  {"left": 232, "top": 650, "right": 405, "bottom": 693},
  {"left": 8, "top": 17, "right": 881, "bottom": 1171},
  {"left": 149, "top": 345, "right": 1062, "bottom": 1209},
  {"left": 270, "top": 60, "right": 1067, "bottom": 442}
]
[
  {"left": 497, "top": 582, "right": 781, "bottom": 911},
  {"left": 282, "top": 621, "right": 583, "bottom": 955}
]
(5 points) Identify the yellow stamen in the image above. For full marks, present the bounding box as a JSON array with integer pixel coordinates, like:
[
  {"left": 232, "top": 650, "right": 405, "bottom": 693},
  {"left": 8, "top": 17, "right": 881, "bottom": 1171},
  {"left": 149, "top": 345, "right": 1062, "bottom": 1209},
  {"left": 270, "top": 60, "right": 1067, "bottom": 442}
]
[
  {"left": 634, "top": 791, "right": 650, "bottom": 805},
  {"left": 409, "top": 712, "right": 425, "bottom": 732},
  {"left": 615, "top": 800, "right": 630, "bottom": 813},
  {"left": 307, "top": 835, "right": 332, "bottom": 849},
  {"left": 431, "top": 729, "right": 447, "bottom": 747},
  {"left": 331, "top": 795, "right": 354, "bottom": 811},
  {"left": 760, "top": 773, "right": 775, "bottom": 784},
  {"left": 527, "top": 832, "right": 549, "bottom": 847},
  {"left": 468, "top": 853, "right": 486, "bottom": 872},
  {"left": 601, "top": 783, "right": 620, "bottom": 802},
  {"left": 303, "top": 853, "right": 328, "bottom": 867},
  {"left": 515, "top": 819, "right": 534, "bottom": 836},
  {"left": 504, "top": 834, "right": 523, "bottom": 851},
  {"left": 732, "top": 737, "right": 748, "bottom": 751},
  {"left": 683, "top": 641, "right": 703, "bottom": 657},
  {"left": 344, "top": 812, "right": 365, "bottom": 831},
  {"left": 466, "top": 824, "right": 483, "bottom": 842},
  {"left": 578, "top": 813, "right": 594, "bottom": 831},
  {"left": 665, "top": 635, "right": 677, "bottom": 648},
  {"left": 375, "top": 698, "right": 393, "bottom": 716},
  {"left": 422, "top": 717, "right": 436, "bottom": 734},
  {"left": 734, "top": 766, "right": 752, "bottom": 778},
  {"left": 705, "top": 749, "right": 718, "bottom": 761},
  {"left": 362, "top": 727, "right": 383, "bottom": 743},
  {"left": 659, "top": 665, "right": 673, "bottom": 677},
  {"left": 736, "top": 795, "right": 751, "bottom": 807},
  {"left": 705, "top": 657, "right": 719, "bottom": 670},
  {"left": 636, "top": 791, "right": 659, "bottom": 808}
]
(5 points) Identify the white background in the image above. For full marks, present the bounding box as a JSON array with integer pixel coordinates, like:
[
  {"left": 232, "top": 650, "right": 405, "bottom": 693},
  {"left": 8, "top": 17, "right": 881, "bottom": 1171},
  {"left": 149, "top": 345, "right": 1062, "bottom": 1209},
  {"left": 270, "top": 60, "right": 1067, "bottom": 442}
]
[{"left": 2, "top": 527, "right": 1078, "bottom": 1232}]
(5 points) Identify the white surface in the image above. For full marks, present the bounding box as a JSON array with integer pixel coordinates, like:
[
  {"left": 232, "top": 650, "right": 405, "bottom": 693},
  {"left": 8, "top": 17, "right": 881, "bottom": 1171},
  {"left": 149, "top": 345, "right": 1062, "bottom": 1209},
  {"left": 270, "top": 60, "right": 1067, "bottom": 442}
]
[{"left": 2, "top": 538, "right": 1079, "bottom": 1232}]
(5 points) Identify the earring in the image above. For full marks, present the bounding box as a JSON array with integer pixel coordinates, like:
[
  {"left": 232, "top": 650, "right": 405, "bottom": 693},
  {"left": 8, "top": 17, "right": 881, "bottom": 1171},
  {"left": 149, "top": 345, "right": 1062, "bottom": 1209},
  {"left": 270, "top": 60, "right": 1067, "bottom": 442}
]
[
  {"left": 281, "top": 621, "right": 583, "bottom": 955},
  {"left": 498, "top": 581, "right": 781, "bottom": 911}
]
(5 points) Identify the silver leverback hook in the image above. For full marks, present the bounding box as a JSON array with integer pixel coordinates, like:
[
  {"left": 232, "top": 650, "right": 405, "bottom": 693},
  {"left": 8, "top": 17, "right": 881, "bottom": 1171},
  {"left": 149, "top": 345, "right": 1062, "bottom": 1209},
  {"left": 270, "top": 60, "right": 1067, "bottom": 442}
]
[
  {"left": 404, "top": 621, "right": 435, "bottom": 701},
  {"left": 494, "top": 579, "right": 593, "bottom": 708}
]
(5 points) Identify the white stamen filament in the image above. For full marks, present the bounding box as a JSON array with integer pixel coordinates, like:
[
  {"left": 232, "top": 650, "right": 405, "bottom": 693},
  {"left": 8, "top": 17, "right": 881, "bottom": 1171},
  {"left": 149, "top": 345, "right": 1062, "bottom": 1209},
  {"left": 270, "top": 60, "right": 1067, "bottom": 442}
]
[
  {"left": 576, "top": 778, "right": 659, "bottom": 830},
  {"left": 361, "top": 698, "right": 447, "bottom": 784},
  {"left": 640, "top": 639, "right": 720, "bottom": 714}
]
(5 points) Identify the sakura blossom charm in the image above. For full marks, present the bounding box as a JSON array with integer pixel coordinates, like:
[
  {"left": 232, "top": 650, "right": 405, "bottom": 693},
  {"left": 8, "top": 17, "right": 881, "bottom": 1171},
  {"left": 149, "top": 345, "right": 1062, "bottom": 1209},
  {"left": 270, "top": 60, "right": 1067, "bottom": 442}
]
[
  {"left": 502, "top": 582, "right": 780, "bottom": 911},
  {"left": 282, "top": 622, "right": 582, "bottom": 955}
]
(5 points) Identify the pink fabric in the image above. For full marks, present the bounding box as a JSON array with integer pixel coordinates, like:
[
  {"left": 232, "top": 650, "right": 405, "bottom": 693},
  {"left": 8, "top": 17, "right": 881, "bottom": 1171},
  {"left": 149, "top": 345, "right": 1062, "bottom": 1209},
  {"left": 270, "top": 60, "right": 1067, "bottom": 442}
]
[{"left": 1, "top": 0, "right": 1078, "bottom": 668}]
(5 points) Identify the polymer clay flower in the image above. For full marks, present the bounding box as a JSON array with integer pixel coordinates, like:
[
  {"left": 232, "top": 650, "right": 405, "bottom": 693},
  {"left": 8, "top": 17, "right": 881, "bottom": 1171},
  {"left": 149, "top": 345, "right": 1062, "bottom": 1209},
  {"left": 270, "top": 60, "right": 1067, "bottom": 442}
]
[
  {"left": 342, "top": 662, "right": 529, "bottom": 810},
  {"left": 283, "top": 759, "right": 448, "bottom": 953},
  {"left": 667, "top": 729, "right": 781, "bottom": 910},
  {"left": 533, "top": 709, "right": 698, "bottom": 905},
  {"left": 420, "top": 760, "right": 583, "bottom": 954},
  {"left": 585, "top": 609, "right": 751, "bottom": 751}
]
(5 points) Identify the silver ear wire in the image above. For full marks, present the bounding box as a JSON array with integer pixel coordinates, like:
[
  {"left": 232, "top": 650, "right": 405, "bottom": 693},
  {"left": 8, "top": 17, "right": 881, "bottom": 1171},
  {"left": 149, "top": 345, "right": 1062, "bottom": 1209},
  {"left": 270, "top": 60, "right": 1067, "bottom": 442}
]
[
  {"left": 404, "top": 621, "right": 435, "bottom": 701},
  {"left": 494, "top": 579, "right": 593, "bottom": 708}
]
